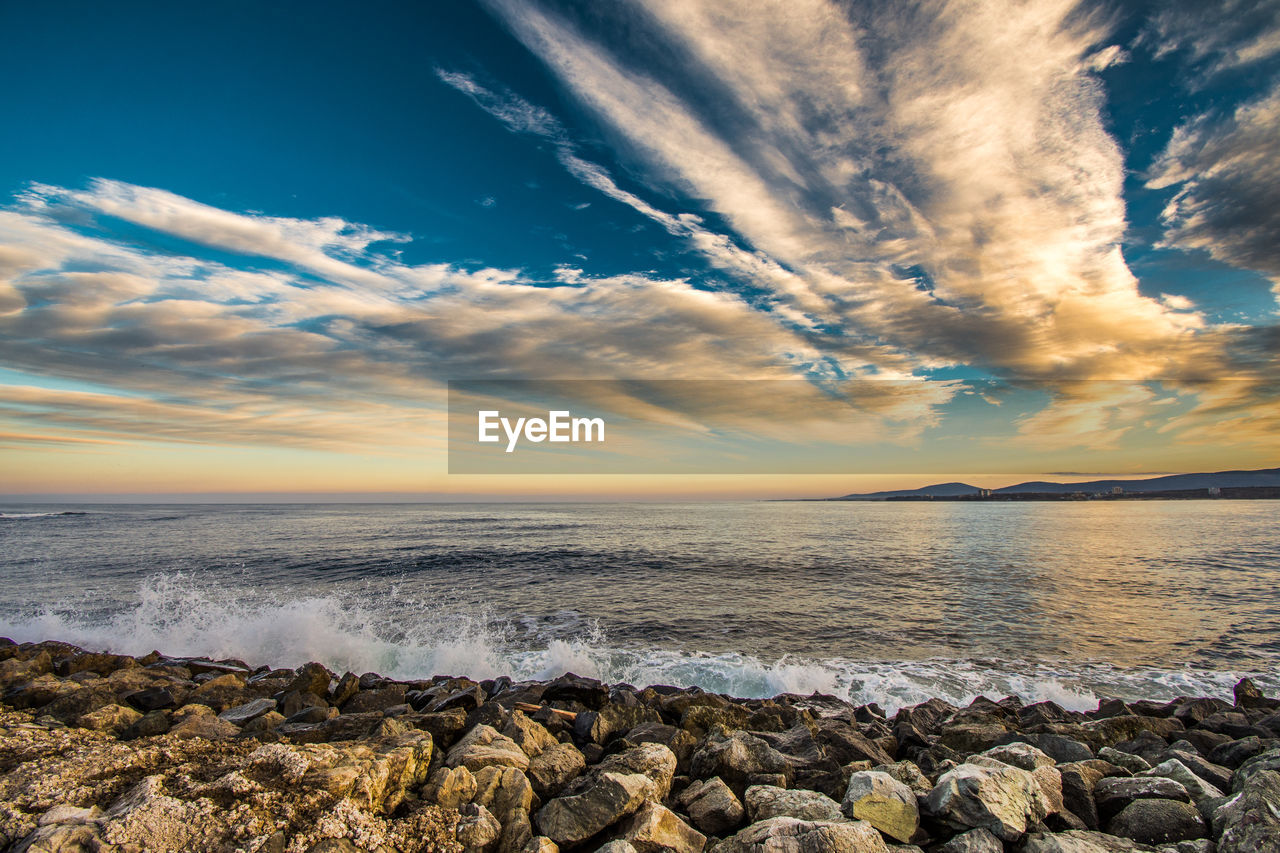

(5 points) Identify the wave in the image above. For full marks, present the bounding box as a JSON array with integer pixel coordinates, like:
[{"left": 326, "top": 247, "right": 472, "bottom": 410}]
[
  {"left": 0, "top": 511, "right": 88, "bottom": 520},
  {"left": 0, "top": 573, "right": 1274, "bottom": 714}
]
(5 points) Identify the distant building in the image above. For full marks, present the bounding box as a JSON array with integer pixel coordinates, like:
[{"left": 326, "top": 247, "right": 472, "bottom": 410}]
[
  {"left": 979, "top": 488, "right": 992, "bottom": 497},
  {"left": 1111, "top": 486, "right": 1124, "bottom": 495},
  {"left": 1208, "top": 486, "right": 1221, "bottom": 497}
]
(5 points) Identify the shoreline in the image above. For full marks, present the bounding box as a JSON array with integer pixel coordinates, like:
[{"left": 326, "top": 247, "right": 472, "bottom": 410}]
[{"left": 2, "top": 639, "right": 1278, "bottom": 852}]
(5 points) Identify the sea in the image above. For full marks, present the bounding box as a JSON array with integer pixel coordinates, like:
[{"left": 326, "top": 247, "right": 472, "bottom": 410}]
[{"left": 1, "top": 501, "right": 1277, "bottom": 713}]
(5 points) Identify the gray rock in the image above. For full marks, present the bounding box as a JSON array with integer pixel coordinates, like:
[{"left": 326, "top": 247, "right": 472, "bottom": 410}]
[
  {"left": 593, "top": 843, "right": 637, "bottom": 853},
  {"left": 869, "top": 761, "right": 931, "bottom": 799},
  {"left": 448, "top": 724, "right": 531, "bottom": 772},
  {"left": 1214, "top": 768, "right": 1280, "bottom": 853},
  {"left": 691, "top": 731, "right": 792, "bottom": 797},
  {"left": 1001, "top": 733, "right": 1094, "bottom": 764},
  {"left": 1098, "top": 748, "right": 1152, "bottom": 774},
  {"left": 1105, "top": 799, "right": 1205, "bottom": 845},
  {"left": 713, "top": 816, "right": 889, "bottom": 853},
  {"left": 924, "top": 760, "right": 1048, "bottom": 841},
  {"left": 1020, "top": 829, "right": 1159, "bottom": 851},
  {"left": 574, "top": 704, "right": 662, "bottom": 746},
  {"left": 457, "top": 802, "right": 502, "bottom": 851},
  {"left": 1058, "top": 762, "right": 1103, "bottom": 829},
  {"left": 934, "top": 827, "right": 1003, "bottom": 853},
  {"left": 745, "top": 785, "right": 844, "bottom": 823},
  {"left": 678, "top": 777, "right": 744, "bottom": 836},
  {"left": 1136, "top": 759, "right": 1223, "bottom": 819},
  {"left": 1231, "top": 747, "right": 1280, "bottom": 793},
  {"left": 528, "top": 742, "right": 587, "bottom": 799},
  {"left": 1158, "top": 748, "right": 1232, "bottom": 792},
  {"left": 983, "top": 742, "right": 1056, "bottom": 771},
  {"left": 592, "top": 742, "right": 678, "bottom": 803},
  {"left": 840, "top": 771, "right": 919, "bottom": 843},
  {"left": 618, "top": 802, "right": 706, "bottom": 853},
  {"left": 217, "top": 697, "right": 277, "bottom": 726},
  {"left": 1093, "top": 776, "right": 1190, "bottom": 819},
  {"left": 535, "top": 771, "right": 650, "bottom": 845}
]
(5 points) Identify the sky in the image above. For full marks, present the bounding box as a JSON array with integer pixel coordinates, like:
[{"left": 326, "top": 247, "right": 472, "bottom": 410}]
[{"left": 0, "top": 0, "right": 1277, "bottom": 499}]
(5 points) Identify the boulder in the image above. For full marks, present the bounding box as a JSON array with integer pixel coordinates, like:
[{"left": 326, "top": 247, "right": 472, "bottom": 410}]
[
  {"left": 425, "top": 765, "right": 479, "bottom": 809},
  {"left": 217, "top": 697, "right": 277, "bottom": 726},
  {"left": 574, "top": 704, "right": 662, "bottom": 746},
  {"left": 77, "top": 703, "right": 142, "bottom": 735},
  {"left": 1096, "top": 748, "right": 1150, "bottom": 774},
  {"left": 1136, "top": 759, "right": 1223, "bottom": 819},
  {"left": 341, "top": 685, "right": 407, "bottom": 715},
  {"left": 924, "top": 761, "right": 1048, "bottom": 841},
  {"left": 1091, "top": 776, "right": 1189, "bottom": 819},
  {"left": 1232, "top": 747, "right": 1280, "bottom": 792},
  {"left": 982, "top": 742, "right": 1056, "bottom": 771},
  {"left": 1158, "top": 747, "right": 1231, "bottom": 792},
  {"left": 457, "top": 802, "right": 502, "bottom": 851},
  {"left": 187, "top": 673, "right": 255, "bottom": 712},
  {"left": 541, "top": 673, "right": 608, "bottom": 709},
  {"left": 473, "top": 765, "right": 535, "bottom": 823},
  {"left": 592, "top": 742, "right": 678, "bottom": 802},
  {"left": 690, "top": 731, "right": 792, "bottom": 797},
  {"left": 840, "top": 771, "right": 919, "bottom": 843},
  {"left": 618, "top": 802, "right": 706, "bottom": 853},
  {"left": 330, "top": 671, "right": 360, "bottom": 707},
  {"left": 934, "top": 827, "right": 1003, "bottom": 852},
  {"left": 122, "top": 686, "right": 178, "bottom": 712},
  {"left": 678, "top": 777, "right": 744, "bottom": 835},
  {"left": 520, "top": 838, "right": 559, "bottom": 853},
  {"left": 1020, "top": 829, "right": 1160, "bottom": 851},
  {"left": 168, "top": 712, "right": 240, "bottom": 740},
  {"left": 1214, "top": 768, "right": 1280, "bottom": 853},
  {"left": 869, "top": 761, "right": 931, "bottom": 798},
  {"left": 448, "top": 724, "right": 531, "bottom": 772},
  {"left": 535, "top": 771, "right": 650, "bottom": 845},
  {"left": 1105, "top": 798, "right": 1205, "bottom": 845},
  {"left": 527, "top": 742, "right": 587, "bottom": 799},
  {"left": 999, "top": 733, "right": 1094, "bottom": 764},
  {"left": 1057, "top": 762, "right": 1103, "bottom": 829},
  {"left": 504, "top": 711, "right": 560, "bottom": 757},
  {"left": 285, "top": 662, "right": 333, "bottom": 697},
  {"left": 627, "top": 722, "right": 698, "bottom": 768},
  {"left": 745, "top": 784, "right": 844, "bottom": 823},
  {"left": 713, "top": 816, "right": 889, "bottom": 853}
]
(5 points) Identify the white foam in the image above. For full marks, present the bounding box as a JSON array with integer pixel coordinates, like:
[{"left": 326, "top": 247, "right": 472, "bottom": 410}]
[{"left": 1, "top": 572, "right": 1274, "bottom": 713}]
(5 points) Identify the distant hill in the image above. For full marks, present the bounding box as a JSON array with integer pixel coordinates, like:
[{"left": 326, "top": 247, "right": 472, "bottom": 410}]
[{"left": 830, "top": 468, "right": 1280, "bottom": 500}]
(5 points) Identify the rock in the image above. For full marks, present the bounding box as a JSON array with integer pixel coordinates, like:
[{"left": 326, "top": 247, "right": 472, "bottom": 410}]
[
  {"left": 618, "top": 802, "right": 706, "bottom": 853},
  {"left": 527, "top": 741, "right": 587, "bottom": 799},
  {"left": 1209, "top": 736, "right": 1266, "bottom": 769},
  {"left": 168, "top": 712, "right": 240, "bottom": 740},
  {"left": 1233, "top": 676, "right": 1272, "bottom": 708},
  {"left": 690, "top": 731, "right": 792, "bottom": 797},
  {"left": 840, "top": 771, "right": 918, "bottom": 843},
  {"left": 745, "top": 785, "right": 844, "bottom": 823},
  {"left": 504, "top": 711, "right": 560, "bottom": 757},
  {"left": 242, "top": 710, "right": 285, "bottom": 734},
  {"left": 449, "top": 725, "right": 531, "bottom": 772},
  {"left": 425, "top": 765, "right": 479, "bottom": 809},
  {"left": 1000, "top": 734, "right": 1094, "bottom": 764},
  {"left": 542, "top": 673, "right": 608, "bottom": 709},
  {"left": 937, "top": 723, "right": 1010, "bottom": 755},
  {"left": 122, "top": 709, "right": 171, "bottom": 740},
  {"left": 678, "top": 777, "right": 744, "bottom": 835},
  {"left": 1092, "top": 776, "right": 1190, "bottom": 819},
  {"left": 595, "top": 843, "right": 638, "bottom": 853},
  {"left": 341, "top": 685, "right": 407, "bottom": 715},
  {"left": 499, "top": 810, "right": 534, "bottom": 853},
  {"left": 217, "top": 696, "right": 277, "bottom": 726},
  {"left": 628, "top": 722, "right": 699, "bottom": 768},
  {"left": 1231, "top": 747, "right": 1280, "bottom": 792},
  {"left": 473, "top": 765, "right": 535, "bottom": 822},
  {"left": 1214, "top": 768, "right": 1280, "bottom": 853},
  {"left": 1097, "top": 748, "right": 1151, "bottom": 774},
  {"left": 186, "top": 673, "right": 254, "bottom": 712},
  {"left": 286, "top": 662, "right": 333, "bottom": 697},
  {"left": 1105, "top": 798, "right": 1205, "bottom": 845},
  {"left": 1136, "top": 759, "right": 1223, "bottom": 819},
  {"left": 329, "top": 671, "right": 360, "bottom": 706},
  {"left": 1158, "top": 747, "right": 1232, "bottom": 792},
  {"left": 574, "top": 704, "right": 662, "bottom": 746},
  {"left": 458, "top": 802, "right": 502, "bottom": 851},
  {"left": 122, "top": 685, "right": 178, "bottom": 712},
  {"left": 535, "top": 771, "right": 651, "bottom": 845},
  {"left": 982, "top": 741, "right": 1056, "bottom": 771},
  {"left": 1020, "top": 829, "right": 1160, "bottom": 851},
  {"left": 77, "top": 703, "right": 142, "bottom": 735},
  {"left": 590, "top": 742, "right": 678, "bottom": 802},
  {"left": 713, "top": 816, "right": 889, "bottom": 853},
  {"left": 869, "top": 761, "right": 931, "bottom": 798},
  {"left": 934, "top": 827, "right": 1003, "bottom": 852},
  {"left": 520, "top": 838, "right": 559, "bottom": 853},
  {"left": 924, "top": 760, "right": 1048, "bottom": 841}
]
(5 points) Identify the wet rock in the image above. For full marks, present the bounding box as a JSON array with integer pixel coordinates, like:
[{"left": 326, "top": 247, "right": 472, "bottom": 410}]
[
  {"left": 618, "top": 801, "right": 706, "bottom": 853},
  {"left": 1233, "top": 676, "right": 1276, "bottom": 709},
  {"left": 341, "top": 684, "right": 407, "bottom": 715},
  {"left": 934, "top": 827, "right": 1003, "bottom": 852},
  {"left": 218, "top": 696, "right": 277, "bottom": 726},
  {"left": 678, "top": 776, "right": 744, "bottom": 835},
  {"left": 745, "top": 784, "right": 844, "bottom": 823},
  {"left": 1173, "top": 697, "right": 1230, "bottom": 726},
  {"left": 1079, "top": 716, "right": 1182, "bottom": 750},
  {"left": 286, "top": 705, "right": 334, "bottom": 725},
  {"left": 330, "top": 671, "right": 360, "bottom": 707},
  {"left": 1105, "top": 798, "right": 1205, "bottom": 845},
  {"left": 286, "top": 662, "right": 333, "bottom": 698},
  {"left": 924, "top": 760, "right": 1048, "bottom": 841},
  {"left": 1232, "top": 747, "right": 1280, "bottom": 792},
  {"left": 448, "top": 724, "right": 531, "bottom": 772},
  {"left": 535, "top": 770, "right": 651, "bottom": 845},
  {"left": 186, "top": 672, "right": 256, "bottom": 712},
  {"left": 840, "top": 770, "right": 918, "bottom": 843},
  {"left": 713, "top": 816, "right": 889, "bottom": 853},
  {"left": 690, "top": 730, "right": 792, "bottom": 797},
  {"left": 1000, "top": 733, "right": 1094, "bottom": 764},
  {"left": 527, "top": 741, "right": 587, "bottom": 798},
  {"left": 1215, "top": 768, "right": 1280, "bottom": 853},
  {"left": 542, "top": 673, "right": 608, "bottom": 710},
  {"left": 458, "top": 802, "right": 502, "bottom": 851},
  {"left": 1208, "top": 735, "right": 1268, "bottom": 769},
  {"left": 937, "top": 723, "right": 1010, "bottom": 755}
]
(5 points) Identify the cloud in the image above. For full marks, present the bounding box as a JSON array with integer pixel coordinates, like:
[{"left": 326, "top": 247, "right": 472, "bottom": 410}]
[
  {"left": 479, "top": 0, "right": 1220, "bottom": 382},
  {"left": 1142, "top": 0, "right": 1280, "bottom": 82},
  {"left": 1147, "top": 85, "right": 1280, "bottom": 291}
]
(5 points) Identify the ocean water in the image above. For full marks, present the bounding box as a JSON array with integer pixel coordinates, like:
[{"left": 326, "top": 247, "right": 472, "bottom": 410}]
[{"left": 0, "top": 501, "right": 1277, "bottom": 713}]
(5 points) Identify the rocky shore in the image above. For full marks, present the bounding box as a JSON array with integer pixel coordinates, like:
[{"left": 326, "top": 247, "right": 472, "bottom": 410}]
[{"left": 1, "top": 640, "right": 1277, "bottom": 853}]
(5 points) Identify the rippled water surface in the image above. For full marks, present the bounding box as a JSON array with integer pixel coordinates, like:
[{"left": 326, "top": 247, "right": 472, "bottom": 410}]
[{"left": 1, "top": 501, "right": 1276, "bottom": 711}]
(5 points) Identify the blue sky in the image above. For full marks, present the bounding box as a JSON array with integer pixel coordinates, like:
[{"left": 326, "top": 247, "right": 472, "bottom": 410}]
[{"left": 1, "top": 0, "right": 1277, "bottom": 496}]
